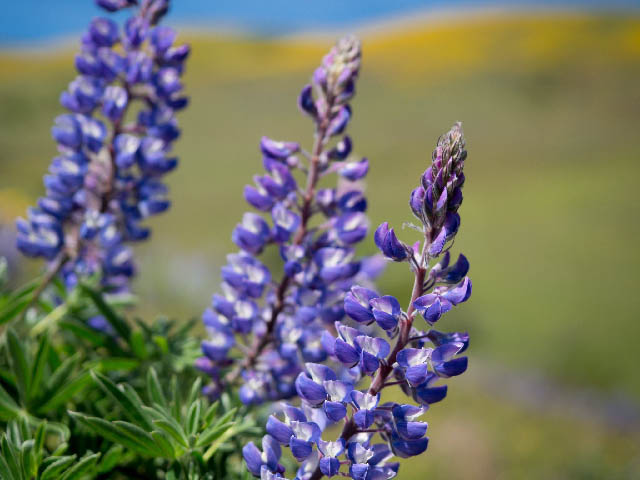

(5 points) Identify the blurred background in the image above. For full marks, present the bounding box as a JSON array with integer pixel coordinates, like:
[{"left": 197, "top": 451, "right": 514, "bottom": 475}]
[{"left": 1, "top": 0, "right": 639, "bottom": 478}]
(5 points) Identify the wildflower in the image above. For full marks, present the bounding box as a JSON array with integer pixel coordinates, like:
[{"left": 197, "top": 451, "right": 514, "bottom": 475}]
[
  {"left": 252, "top": 123, "right": 472, "bottom": 479},
  {"left": 16, "top": 0, "right": 189, "bottom": 291}
]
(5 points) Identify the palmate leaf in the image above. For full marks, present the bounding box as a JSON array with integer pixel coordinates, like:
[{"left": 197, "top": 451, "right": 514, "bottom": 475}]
[
  {"left": 0, "top": 418, "right": 98, "bottom": 480},
  {"left": 70, "top": 373, "right": 242, "bottom": 477},
  {"left": 151, "top": 416, "right": 189, "bottom": 449}
]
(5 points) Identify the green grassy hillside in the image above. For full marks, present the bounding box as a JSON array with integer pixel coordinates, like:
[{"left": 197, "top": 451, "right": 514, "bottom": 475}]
[{"left": 1, "top": 12, "right": 639, "bottom": 478}]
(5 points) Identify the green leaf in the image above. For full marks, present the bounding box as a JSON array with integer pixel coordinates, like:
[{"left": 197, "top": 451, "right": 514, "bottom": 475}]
[
  {"left": 153, "top": 335, "right": 169, "bottom": 354},
  {"left": 44, "top": 354, "right": 80, "bottom": 399},
  {"left": 22, "top": 439, "right": 37, "bottom": 479},
  {"left": 1, "top": 435, "right": 21, "bottom": 480},
  {"left": 51, "top": 442, "right": 69, "bottom": 457},
  {"left": 28, "top": 335, "right": 50, "bottom": 404},
  {"left": 57, "top": 320, "right": 106, "bottom": 349},
  {"left": 186, "top": 400, "right": 201, "bottom": 436},
  {"left": 173, "top": 317, "right": 199, "bottom": 340},
  {"left": 212, "top": 407, "right": 237, "bottom": 430},
  {"left": 146, "top": 368, "right": 167, "bottom": 409},
  {"left": 202, "top": 401, "right": 220, "bottom": 428},
  {"left": 0, "top": 383, "right": 20, "bottom": 421},
  {"left": 0, "top": 298, "right": 31, "bottom": 326},
  {"left": 40, "top": 455, "right": 77, "bottom": 480},
  {"left": 129, "top": 330, "right": 148, "bottom": 359},
  {"left": 96, "top": 444, "right": 123, "bottom": 474},
  {"left": 195, "top": 421, "right": 234, "bottom": 448},
  {"left": 86, "top": 357, "right": 139, "bottom": 373},
  {"left": 33, "top": 421, "right": 46, "bottom": 455},
  {"left": 69, "top": 412, "right": 152, "bottom": 456},
  {"left": 37, "top": 371, "right": 92, "bottom": 414},
  {"left": 169, "top": 376, "right": 180, "bottom": 420},
  {"left": 6, "top": 328, "right": 31, "bottom": 403},
  {"left": 187, "top": 377, "right": 202, "bottom": 407},
  {"left": 150, "top": 430, "right": 175, "bottom": 459},
  {"left": 0, "top": 278, "right": 40, "bottom": 326},
  {"left": 112, "top": 422, "right": 164, "bottom": 457},
  {"left": 0, "top": 454, "right": 15, "bottom": 480},
  {"left": 38, "top": 420, "right": 70, "bottom": 442},
  {"left": 30, "top": 303, "right": 68, "bottom": 336},
  {"left": 90, "top": 371, "right": 152, "bottom": 430},
  {"left": 60, "top": 452, "right": 100, "bottom": 480},
  {"left": 202, "top": 424, "right": 237, "bottom": 462},
  {"left": 152, "top": 419, "right": 189, "bottom": 449},
  {"left": 79, "top": 285, "right": 130, "bottom": 341}
]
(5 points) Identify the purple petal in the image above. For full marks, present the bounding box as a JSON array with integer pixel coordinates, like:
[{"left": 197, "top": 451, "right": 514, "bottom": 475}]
[
  {"left": 431, "top": 342, "right": 464, "bottom": 364},
  {"left": 442, "top": 277, "right": 472, "bottom": 305},
  {"left": 242, "top": 442, "right": 263, "bottom": 476},
  {"left": 266, "top": 416, "right": 294, "bottom": 445},
  {"left": 306, "top": 363, "right": 337, "bottom": 383},
  {"left": 289, "top": 437, "right": 313, "bottom": 461},
  {"left": 339, "top": 157, "right": 368, "bottom": 181},
  {"left": 324, "top": 401, "right": 347, "bottom": 422},
  {"left": 414, "top": 385, "right": 448, "bottom": 405},
  {"left": 390, "top": 432, "right": 429, "bottom": 458},
  {"left": 344, "top": 286, "right": 378, "bottom": 324},
  {"left": 334, "top": 339, "right": 360, "bottom": 366},
  {"left": 428, "top": 227, "right": 447, "bottom": 257},
  {"left": 295, "top": 373, "right": 327, "bottom": 406},
  {"left": 319, "top": 457, "right": 340, "bottom": 477},
  {"left": 395, "top": 420, "right": 428, "bottom": 440},
  {"left": 353, "top": 409, "right": 375, "bottom": 429},
  {"left": 435, "top": 357, "right": 468, "bottom": 378},
  {"left": 443, "top": 254, "right": 469, "bottom": 284},
  {"left": 298, "top": 84, "right": 317, "bottom": 119},
  {"left": 405, "top": 364, "right": 429, "bottom": 387}
]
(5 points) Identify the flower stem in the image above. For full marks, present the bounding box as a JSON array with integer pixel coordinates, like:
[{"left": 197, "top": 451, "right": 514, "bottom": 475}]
[
  {"left": 224, "top": 108, "right": 332, "bottom": 386},
  {"left": 308, "top": 247, "right": 428, "bottom": 480}
]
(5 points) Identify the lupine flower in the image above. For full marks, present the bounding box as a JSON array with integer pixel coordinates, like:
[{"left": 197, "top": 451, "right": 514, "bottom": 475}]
[
  {"left": 16, "top": 0, "right": 189, "bottom": 293},
  {"left": 198, "top": 36, "right": 383, "bottom": 407},
  {"left": 251, "top": 123, "right": 472, "bottom": 479}
]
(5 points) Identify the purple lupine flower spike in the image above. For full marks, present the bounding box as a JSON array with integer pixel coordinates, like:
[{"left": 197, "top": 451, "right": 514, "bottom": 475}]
[
  {"left": 199, "top": 35, "right": 383, "bottom": 419},
  {"left": 16, "top": 0, "right": 189, "bottom": 295},
  {"left": 257, "top": 122, "right": 472, "bottom": 480}
]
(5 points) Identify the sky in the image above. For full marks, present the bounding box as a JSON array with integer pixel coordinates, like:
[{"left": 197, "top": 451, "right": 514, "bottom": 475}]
[{"left": 1, "top": 0, "right": 638, "bottom": 46}]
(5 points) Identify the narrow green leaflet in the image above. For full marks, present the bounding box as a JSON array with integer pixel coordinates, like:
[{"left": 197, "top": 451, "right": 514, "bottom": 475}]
[
  {"left": 147, "top": 367, "right": 168, "bottom": 409},
  {"left": 28, "top": 335, "right": 50, "bottom": 405},
  {"left": 40, "top": 455, "right": 78, "bottom": 480},
  {"left": 6, "top": 328, "right": 31, "bottom": 403},
  {"left": 79, "top": 284, "right": 131, "bottom": 341},
  {"left": 69, "top": 412, "right": 154, "bottom": 457},
  {"left": 36, "top": 371, "right": 93, "bottom": 414},
  {"left": 90, "top": 371, "right": 152, "bottom": 430},
  {"left": 59, "top": 452, "right": 100, "bottom": 480}
]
